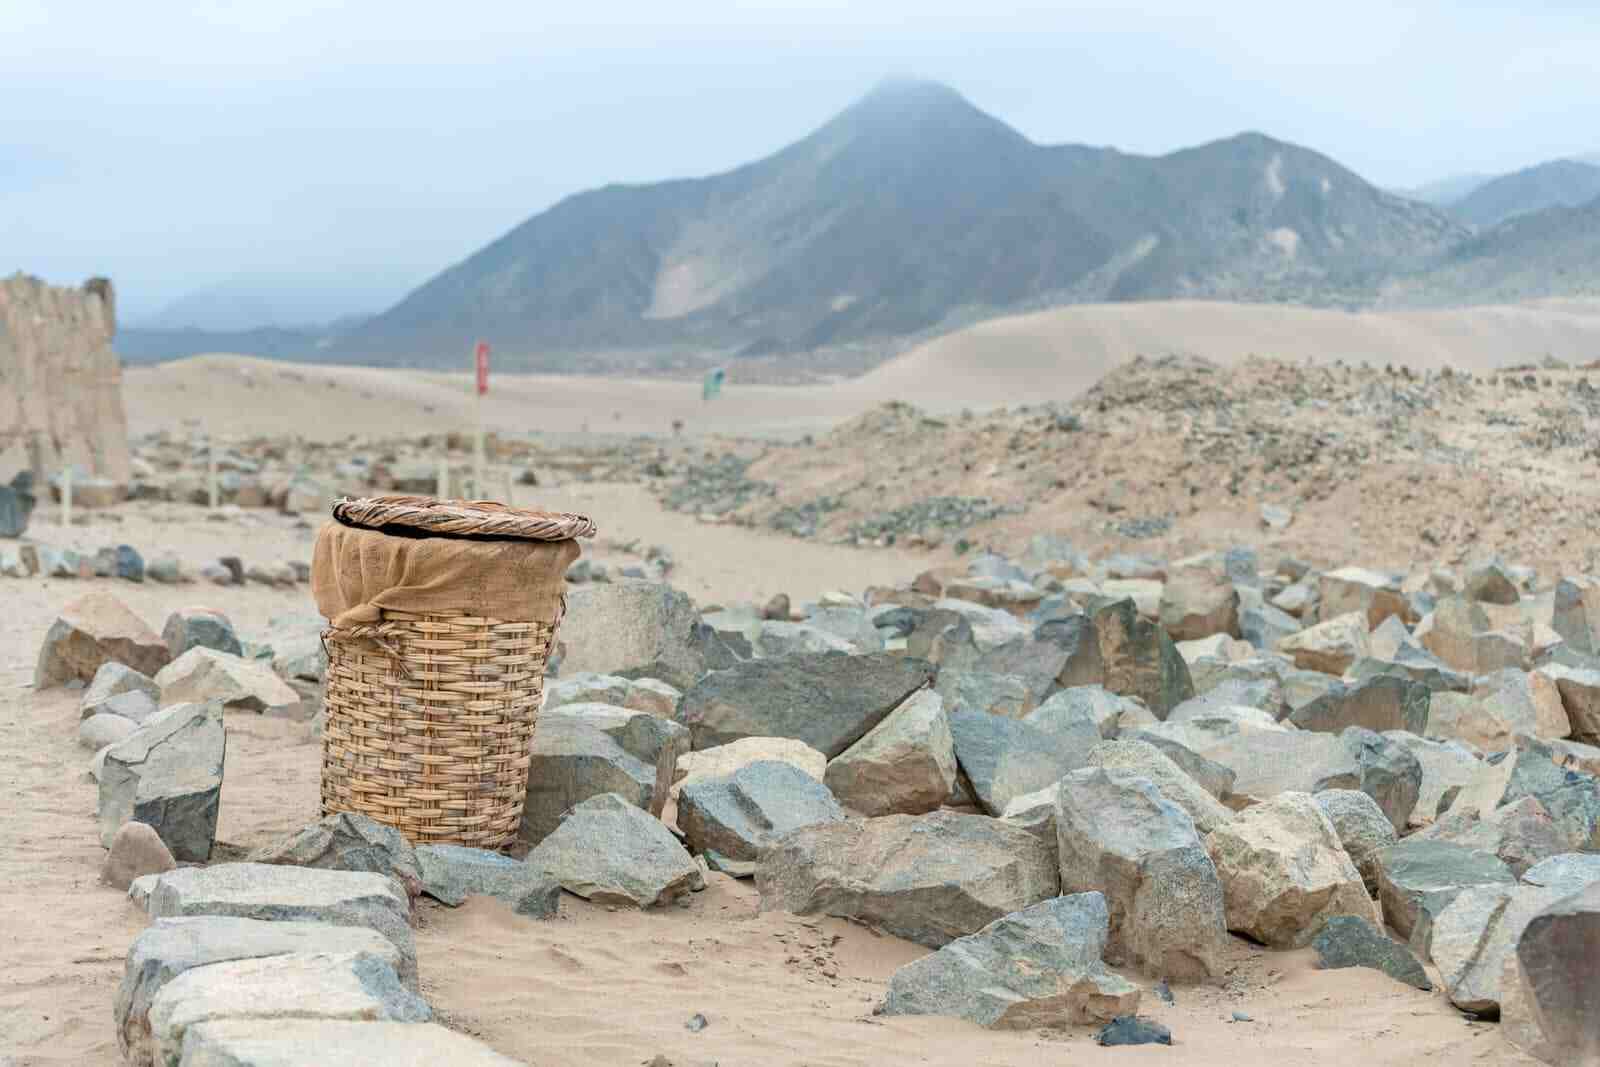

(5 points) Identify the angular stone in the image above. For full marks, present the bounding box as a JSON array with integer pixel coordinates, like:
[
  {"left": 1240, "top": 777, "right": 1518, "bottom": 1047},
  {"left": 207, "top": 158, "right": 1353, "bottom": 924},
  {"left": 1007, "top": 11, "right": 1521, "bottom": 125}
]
[
  {"left": 1205, "top": 792, "right": 1376, "bottom": 948},
  {"left": 155, "top": 647, "right": 302, "bottom": 716},
  {"left": 674, "top": 736, "right": 826, "bottom": 791},
  {"left": 1540, "top": 662, "right": 1600, "bottom": 742},
  {"left": 756, "top": 620, "right": 857, "bottom": 658},
  {"left": 1385, "top": 733, "right": 1483, "bottom": 824},
  {"left": 1372, "top": 838, "right": 1516, "bottom": 941},
  {"left": 947, "top": 709, "right": 1087, "bottom": 816},
  {"left": 676, "top": 652, "right": 936, "bottom": 758},
  {"left": 825, "top": 690, "right": 957, "bottom": 817},
  {"left": 99, "top": 702, "right": 226, "bottom": 861},
  {"left": 115, "top": 918, "right": 402, "bottom": 1067},
  {"left": 1548, "top": 737, "right": 1600, "bottom": 776},
  {"left": 1319, "top": 567, "right": 1411, "bottom": 628},
  {"left": 81, "top": 661, "right": 160, "bottom": 719},
  {"left": 1502, "top": 881, "right": 1600, "bottom": 1066},
  {"left": 1473, "top": 669, "right": 1569, "bottom": 741},
  {"left": 177, "top": 1019, "right": 521, "bottom": 1066},
  {"left": 247, "top": 812, "right": 421, "bottom": 894},
  {"left": 1089, "top": 597, "right": 1194, "bottom": 717},
  {"left": 1097, "top": 1015, "right": 1173, "bottom": 1046},
  {"left": 1498, "top": 737, "right": 1600, "bottom": 850},
  {"left": 1277, "top": 611, "right": 1369, "bottom": 675},
  {"left": 80, "top": 711, "right": 138, "bottom": 749},
  {"left": 1290, "top": 675, "right": 1430, "bottom": 735},
  {"left": 1343, "top": 727, "right": 1422, "bottom": 832},
  {"left": 1464, "top": 559, "right": 1520, "bottom": 605},
  {"left": 999, "top": 784, "right": 1063, "bottom": 869},
  {"left": 1552, "top": 575, "right": 1600, "bottom": 658},
  {"left": 1054, "top": 767, "right": 1227, "bottom": 980},
  {"left": 881, "top": 893, "right": 1139, "bottom": 1029},
  {"left": 559, "top": 580, "right": 737, "bottom": 689},
  {"left": 102, "top": 820, "right": 176, "bottom": 891},
  {"left": 1411, "top": 797, "right": 1569, "bottom": 878},
  {"left": 1029, "top": 686, "right": 1143, "bottom": 740},
  {"left": 162, "top": 607, "right": 243, "bottom": 659},
  {"left": 1144, "top": 721, "right": 1357, "bottom": 806},
  {"left": 934, "top": 669, "right": 1034, "bottom": 718},
  {"left": 679, "top": 760, "right": 846, "bottom": 862},
  {"left": 537, "top": 702, "right": 689, "bottom": 818},
  {"left": 543, "top": 672, "right": 631, "bottom": 710},
  {"left": 1031, "top": 613, "right": 1107, "bottom": 692},
  {"left": 146, "top": 951, "right": 429, "bottom": 1067},
  {"left": 1237, "top": 593, "right": 1303, "bottom": 653},
  {"left": 519, "top": 717, "right": 658, "bottom": 846},
  {"left": 1087, "top": 739, "right": 1232, "bottom": 834},
  {"left": 757, "top": 811, "right": 1058, "bottom": 949},
  {"left": 1123, "top": 729, "right": 1236, "bottom": 800},
  {"left": 1311, "top": 914, "right": 1431, "bottom": 990},
  {"left": 1159, "top": 570, "right": 1239, "bottom": 642},
  {"left": 35, "top": 591, "right": 171, "bottom": 688},
  {"left": 1313, "top": 789, "right": 1398, "bottom": 893},
  {"left": 526, "top": 792, "right": 699, "bottom": 908},
  {"left": 414, "top": 844, "right": 560, "bottom": 916}
]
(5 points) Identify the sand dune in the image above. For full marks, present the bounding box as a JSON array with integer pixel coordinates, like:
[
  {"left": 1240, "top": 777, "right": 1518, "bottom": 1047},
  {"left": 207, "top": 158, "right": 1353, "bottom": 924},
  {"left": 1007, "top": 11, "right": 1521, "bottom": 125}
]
[{"left": 122, "top": 298, "right": 1600, "bottom": 442}]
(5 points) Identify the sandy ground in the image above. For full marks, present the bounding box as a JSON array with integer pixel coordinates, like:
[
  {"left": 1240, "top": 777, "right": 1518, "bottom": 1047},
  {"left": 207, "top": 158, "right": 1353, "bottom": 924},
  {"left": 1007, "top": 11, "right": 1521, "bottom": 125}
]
[
  {"left": 122, "top": 297, "right": 1600, "bottom": 440},
  {"left": 0, "top": 483, "right": 1536, "bottom": 1067}
]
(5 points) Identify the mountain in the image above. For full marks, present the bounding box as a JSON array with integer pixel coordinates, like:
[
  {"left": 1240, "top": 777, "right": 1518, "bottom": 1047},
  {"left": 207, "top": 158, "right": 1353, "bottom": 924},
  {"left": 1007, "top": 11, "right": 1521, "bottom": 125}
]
[
  {"left": 334, "top": 80, "right": 1464, "bottom": 370},
  {"left": 1387, "top": 192, "right": 1600, "bottom": 306},
  {"left": 1447, "top": 159, "right": 1600, "bottom": 229},
  {"left": 142, "top": 274, "right": 410, "bottom": 332},
  {"left": 1394, "top": 173, "right": 1493, "bottom": 206}
]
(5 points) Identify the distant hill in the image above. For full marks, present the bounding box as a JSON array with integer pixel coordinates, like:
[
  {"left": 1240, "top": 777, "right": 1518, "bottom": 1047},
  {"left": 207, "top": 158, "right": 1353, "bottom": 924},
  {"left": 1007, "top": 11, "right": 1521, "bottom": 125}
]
[
  {"left": 334, "top": 80, "right": 1465, "bottom": 370},
  {"left": 1394, "top": 173, "right": 1493, "bottom": 206},
  {"left": 1448, "top": 159, "right": 1600, "bottom": 229},
  {"left": 140, "top": 275, "right": 408, "bottom": 333}
]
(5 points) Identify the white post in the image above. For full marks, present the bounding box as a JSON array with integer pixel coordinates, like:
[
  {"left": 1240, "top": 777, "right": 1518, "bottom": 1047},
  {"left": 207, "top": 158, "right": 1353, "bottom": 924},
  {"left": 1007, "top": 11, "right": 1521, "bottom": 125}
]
[
  {"left": 437, "top": 454, "right": 450, "bottom": 500},
  {"left": 207, "top": 437, "right": 219, "bottom": 510},
  {"left": 61, "top": 465, "right": 72, "bottom": 529}
]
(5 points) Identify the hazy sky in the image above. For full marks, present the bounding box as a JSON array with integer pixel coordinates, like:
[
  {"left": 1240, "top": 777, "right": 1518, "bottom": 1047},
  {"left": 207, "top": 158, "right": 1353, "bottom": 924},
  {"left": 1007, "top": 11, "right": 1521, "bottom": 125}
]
[{"left": 5, "top": 1, "right": 1597, "bottom": 322}]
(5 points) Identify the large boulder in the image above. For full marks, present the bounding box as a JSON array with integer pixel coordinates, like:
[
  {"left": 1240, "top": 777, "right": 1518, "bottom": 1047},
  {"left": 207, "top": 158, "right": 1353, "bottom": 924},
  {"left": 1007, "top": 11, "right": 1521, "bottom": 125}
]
[
  {"left": 1086, "top": 739, "right": 1232, "bottom": 834},
  {"left": 1344, "top": 727, "right": 1422, "bottom": 832},
  {"left": 413, "top": 844, "right": 561, "bottom": 916},
  {"left": 1497, "top": 737, "right": 1600, "bottom": 850},
  {"left": 81, "top": 662, "right": 161, "bottom": 720},
  {"left": 1088, "top": 598, "right": 1194, "bottom": 717},
  {"left": 676, "top": 651, "right": 936, "bottom": 757},
  {"left": 1551, "top": 575, "right": 1600, "bottom": 657},
  {"left": 142, "top": 864, "right": 416, "bottom": 986},
  {"left": 247, "top": 812, "right": 421, "bottom": 894},
  {"left": 1502, "top": 881, "right": 1600, "bottom": 1066},
  {"left": 176, "top": 1020, "right": 521, "bottom": 1066},
  {"left": 1475, "top": 668, "right": 1570, "bottom": 741},
  {"left": 1054, "top": 767, "right": 1227, "bottom": 980},
  {"left": 1277, "top": 611, "right": 1369, "bottom": 675},
  {"left": 558, "top": 580, "right": 738, "bottom": 689},
  {"left": 538, "top": 702, "right": 689, "bottom": 810},
  {"left": 526, "top": 792, "right": 699, "bottom": 908},
  {"left": 1289, "top": 675, "right": 1430, "bottom": 735},
  {"left": 1123, "top": 729, "right": 1236, "bottom": 800},
  {"left": 162, "top": 607, "right": 243, "bottom": 659},
  {"left": 1410, "top": 797, "right": 1569, "bottom": 878},
  {"left": 1372, "top": 838, "right": 1516, "bottom": 943},
  {"left": 673, "top": 736, "right": 826, "bottom": 792},
  {"left": 155, "top": 648, "right": 302, "bottom": 716},
  {"left": 881, "top": 893, "right": 1139, "bottom": 1029},
  {"left": 678, "top": 760, "right": 846, "bottom": 863},
  {"left": 1204, "top": 792, "right": 1376, "bottom": 948},
  {"left": 1539, "top": 662, "right": 1600, "bottom": 743},
  {"left": 934, "top": 669, "right": 1035, "bottom": 718},
  {"left": 115, "top": 917, "right": 403, "bottom": 1066},
  {"left": 1144, "top": 721, "right": 1358, "bottom": 806},
  {"left": 144, "top": 951, "right": 428, "bottom": 1067},
  {"left": 1159, "top": 570, "right": 1240, "bottom": 642},
  {"left": 824, "top": 690, "right": 957, "bottom": 816},
  {"left": 1385, "top": 733, "right": 1483, "bottom": 824},
  {"left": 1313, "top": 789, "right": 1398, "bottom": 893},
  {"left": 1029, "top": 686, "right": 1145, "bottom": 740},
  {"left": 35, "top": 591, "right": 171, "bottom": 687},
  {"left": 519, "top": 717, "right": 659, "bottom": 846},
  {"left": 1312, "top": 914, "right": 1432, "bottom": 991},
  {"left": 946, "top": 709, "right": 1087, "bottom": 816},
  {"left": 757, "top": 811, "right": 1058, "bottom": 949},
  {"left": 1319, "top": 567, "right": 1411, "bottom": 628},
  {"left": 98, "top": 702, "right": 226, "bottom": 862}
]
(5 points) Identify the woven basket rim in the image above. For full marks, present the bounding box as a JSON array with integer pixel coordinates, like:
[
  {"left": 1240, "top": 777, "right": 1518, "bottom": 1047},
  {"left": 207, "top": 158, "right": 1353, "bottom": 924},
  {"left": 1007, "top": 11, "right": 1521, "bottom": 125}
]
[{"left": 332, "top": 494, "right": 596, "bottom": 542}]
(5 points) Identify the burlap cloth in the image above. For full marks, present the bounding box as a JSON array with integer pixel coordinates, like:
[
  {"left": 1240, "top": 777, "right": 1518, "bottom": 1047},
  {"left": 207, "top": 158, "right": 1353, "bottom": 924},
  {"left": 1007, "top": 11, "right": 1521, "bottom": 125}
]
[{"left": 312, "top": 522, "right": 579, "bottom": 627}]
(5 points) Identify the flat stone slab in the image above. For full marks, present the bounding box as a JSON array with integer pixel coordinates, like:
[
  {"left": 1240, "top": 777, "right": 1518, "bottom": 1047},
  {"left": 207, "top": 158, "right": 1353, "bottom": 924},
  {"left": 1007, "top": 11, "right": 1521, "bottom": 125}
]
[
  {"left": 1312, "top": 914, "right": 1432, "bottom": 990},
  {"left": 415, "top": 844, "right": 560, "bottom": 916},
  {"left": 115, "top": 917, "right": 401, "bottom": 1067},
  {"left": 177, "top": 1019, "right": 521, "bottom": 1066}
]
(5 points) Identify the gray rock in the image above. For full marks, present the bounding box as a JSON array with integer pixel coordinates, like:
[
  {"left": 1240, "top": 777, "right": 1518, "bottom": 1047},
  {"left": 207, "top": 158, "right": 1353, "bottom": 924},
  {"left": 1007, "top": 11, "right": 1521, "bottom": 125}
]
[
  {"left": 947, "top": 709, "right": 1086, "bottom": 816},
  {"left": 162, "top": 608, "right": 242, "bottom": 659},
  {"left": 1499, "top": 737, "right": 1600, "bottom": 850},
  {"left": 80, "top": 711, "right": 138, "bottom": 749},
  {"left": 0, "top": 481, "right": 35, "bottom": 538},
  {"left": 145, "top": 951, "right": 428, "bottom": 1067},
  {"left": 802, "top": 605, "right": 885, "bottom": 653},
  {"left": 1031, "top": 613, "right": 1106, "bottom": 693},
  {"left": 1348, "top": 649, "right": 1472, "bottom": 695},
  {"left": 1311, "top": 914, "right": 1432, "bottom": 990},
  {"left": 1344, "top": 727, "right": 1422, "bottom": 832},
  {"left": 1159, "top": 570, "right": 1240, "bottom": 642},
  {"left": 543, "top": 672, "right": 632, "bottom": 710},
  {"left": 90, "top": 688, "right": 160, "bottom": 727},
  {"left": 519, "top": 717, "right": 658, "bottom": 846},
  {"left": 1385, "top": 733, "right": 1483, "bottom": 824},
  {"left": 1411, "top": 797, "right": 1570, "bottom": 878},
  {"left": 35, "top": 590, "right": 172, "bottom": 688},
  {"left": 756, "top": 620, "right": 856, "bottom": 658},
  {"left": 247, "top": 812, "right": 421, "bottom": 894},
  {"left": 144, "top": 862, "right": 415, "bottom": 984},
  {"left": 934, "top": 670, "right": 1034, "bottom": 718},
  {"left": 999, "top": 783, "right": 1063, "bottom": 869},
  {"left": 1464, "top": 559, "right": 1520, "bottom": 605},
  {"left": 1290, "top": 675, "right": 1430, "bottom": 735},
  {"left": 1097, "top": 1015, "right": 1173, "bottom": 1046},
  {"left": 1552, "top": 575, "right": 1600, "bottom": 658},
  {"left": 1030, "top": 686, "right": 1143, "bottom": 740},
  {"left": 1502, "top": 881, "right": 1600, "bottom": 1066},
  {"left": 98, "top": 702, "right": 226, "bottom": 861},
  {"left": 1540, "top": 663, "right": 1600, "bottom": 743},
  {"left": 1054, "top": 767, "right": 1227, "bottom": 980},
  {"left": 1089, "top": 597, "right": 1195, "bottom": 717},
  {"left": 1123, "top": 729, "right": 1236, "bottom": 800},
  {"left": 1476, "top": 668, "right": 1572, "bottom": 742},
  {"left": 1022, "top": 691, "right": 1119, "bottom": 751},
  {"left": 825, "top": 690, "right": 958, "bottom": 816},
  {"left": 176, "top": 1020, "right": 522, "bottom": 1066},
  {"left": 1148, "top": 721, "right": 1358, "bottom": 805},
  {"left": 413, "top": 844, "right": 561, "bottom": 916},
  {"left": 1087, "top": 739, "right": 1233, "bottom": 834},
  {"left": 155, "top": 647, "right": 302, "bottom": 716},
  {"left": 676, "top": 651, "right": 936, "bottom": 758},
  {"left": 1204, "top": 792, "right": 1375, "bottom": 947},
  {"left": 757, "top": 811, "right": 1058, "bottom": 949},
  {"left": 678, "top": 760, "right": 846, "bottom": 862},
  {"left": 559, "top": 580, "right": 738, "bottom": 689},
  {"left": 881, "top": 892, "right": 1139, "bottom": 1028},
  {"left": 1238, "top": 594, "right": 1304, "bottom": 654},
  {"left": 526, "top": 792, "right": 699, "bottom": 908},
  {"left": 1313, "top": 789, "right": 1398, "bottom": 893},
  {"left": 80, "top": 661, "right": 160, "bottom": 719},
  {"left": 115, "top": 918, "right": 403, "bottom": 1066},
  {"left": 535, "top": 703, "right": 689, "bottom": 825},
  {"left": 1372, "top": 838, "right": 1516, "bottom": 943}
]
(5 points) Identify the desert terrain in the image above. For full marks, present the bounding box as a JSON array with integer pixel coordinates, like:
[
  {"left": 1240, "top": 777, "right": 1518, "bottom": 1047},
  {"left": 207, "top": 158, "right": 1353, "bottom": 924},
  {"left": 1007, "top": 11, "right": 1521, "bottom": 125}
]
[{"left": 10, "top": 296, "right": 1600, "bottom": 1065}]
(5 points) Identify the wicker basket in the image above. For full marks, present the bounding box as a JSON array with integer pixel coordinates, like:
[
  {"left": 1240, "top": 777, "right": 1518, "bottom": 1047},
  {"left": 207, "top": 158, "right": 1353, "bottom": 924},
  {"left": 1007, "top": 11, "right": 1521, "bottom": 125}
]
[{"left": 318, "top": 496, "right": 595, "bottom": 849}]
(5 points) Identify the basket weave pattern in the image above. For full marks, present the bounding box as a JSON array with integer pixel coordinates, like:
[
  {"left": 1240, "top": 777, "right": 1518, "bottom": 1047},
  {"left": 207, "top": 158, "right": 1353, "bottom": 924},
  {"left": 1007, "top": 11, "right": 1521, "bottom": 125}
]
[{"left": 320, "top": 609, "right": 553, "bottom": 849}]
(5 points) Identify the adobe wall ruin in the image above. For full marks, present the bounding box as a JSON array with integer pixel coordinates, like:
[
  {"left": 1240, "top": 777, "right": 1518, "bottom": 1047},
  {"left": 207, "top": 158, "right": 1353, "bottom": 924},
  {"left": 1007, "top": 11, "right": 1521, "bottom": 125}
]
[{"left": 0, "top": 273, "right": 131, "bottom": 488}]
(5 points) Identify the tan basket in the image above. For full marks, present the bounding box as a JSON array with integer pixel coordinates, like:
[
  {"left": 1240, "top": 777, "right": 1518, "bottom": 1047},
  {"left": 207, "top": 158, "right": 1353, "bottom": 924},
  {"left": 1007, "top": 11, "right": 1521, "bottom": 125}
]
[{"left": 317, "top": 495, "right": 594, "bottom": 850}]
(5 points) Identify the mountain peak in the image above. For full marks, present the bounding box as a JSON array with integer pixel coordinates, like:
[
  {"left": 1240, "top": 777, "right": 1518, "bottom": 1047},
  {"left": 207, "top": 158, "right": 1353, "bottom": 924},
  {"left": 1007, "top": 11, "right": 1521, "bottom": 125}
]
[{"left": 837, "top": 77, "right": 997, "bottom": 129}]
